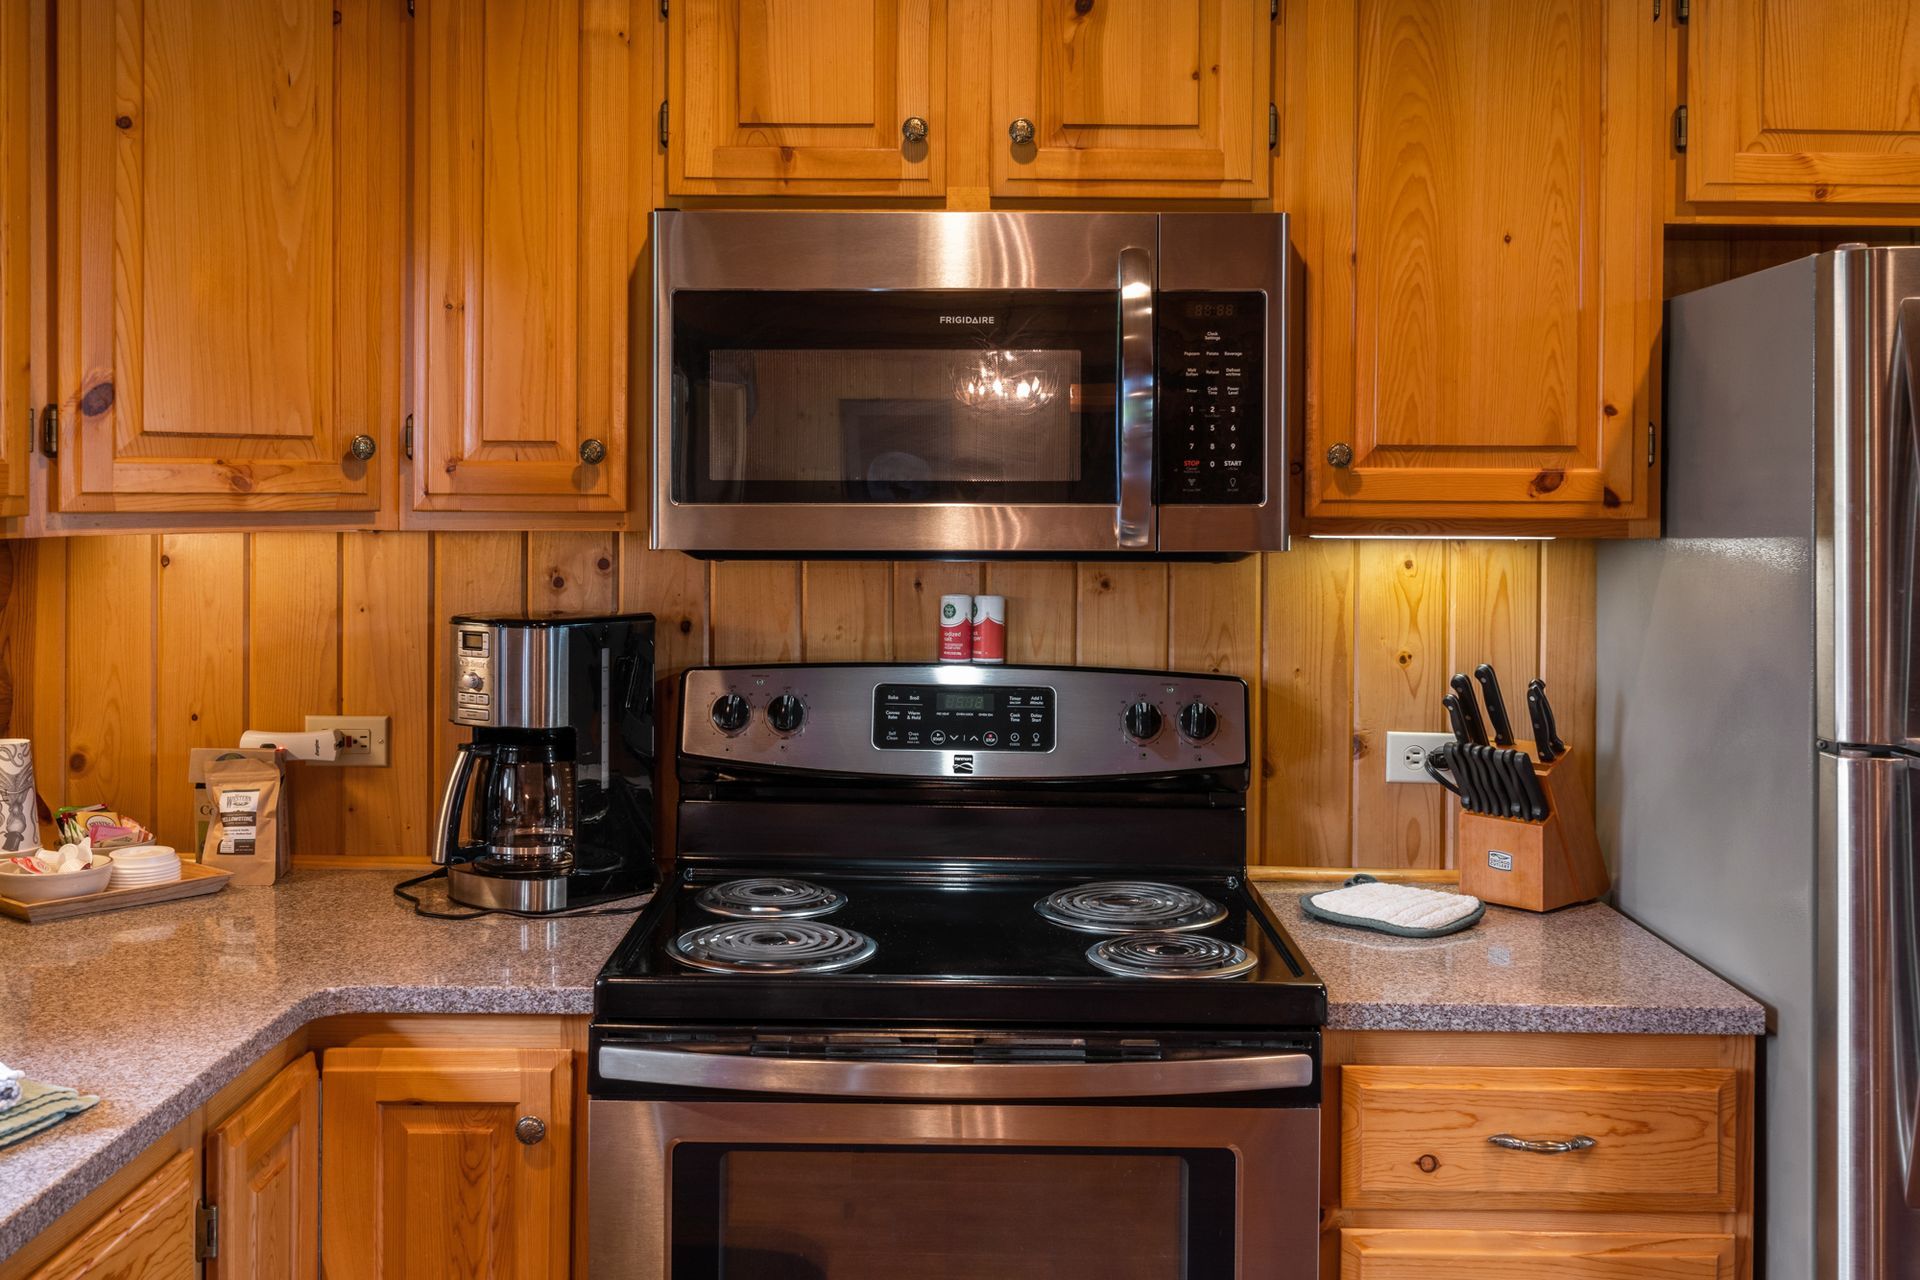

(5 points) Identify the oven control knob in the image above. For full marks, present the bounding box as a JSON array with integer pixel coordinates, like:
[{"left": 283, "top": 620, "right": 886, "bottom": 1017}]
[
  {"left": 766, "top": 693, "right": 806, "bottom": 735},
  {"left": 1123, "top": 700, "right": 1163, "bottom": 743},
  {"left": 710, "top": 694, "right": 752, "bottom": 735},
  {"left": 1178, "top": 701, "right": 1219, "bottom": 744}
]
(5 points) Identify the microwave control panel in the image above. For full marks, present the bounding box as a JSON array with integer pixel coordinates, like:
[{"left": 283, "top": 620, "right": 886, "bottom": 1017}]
[{"left": 1157, "top": 291, "right": 1265, "bottom": 506}]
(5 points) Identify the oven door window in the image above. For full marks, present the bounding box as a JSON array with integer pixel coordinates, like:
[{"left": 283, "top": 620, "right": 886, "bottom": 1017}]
[
  {"left": 670, "top": 291, "right": 1119, "bottom": 505},
  {"left": 669, "top": 1143, "right": 1233, "bottom": 1279}
]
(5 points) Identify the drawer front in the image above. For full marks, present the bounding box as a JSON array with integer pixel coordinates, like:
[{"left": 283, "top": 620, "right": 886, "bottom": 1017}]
[
  {"left": 1340, "top": 1229, "right": 1736, "bottom": 1280},
  {"left": 1341, "top": 1064, "right": 1738, "bottom": 1211}
]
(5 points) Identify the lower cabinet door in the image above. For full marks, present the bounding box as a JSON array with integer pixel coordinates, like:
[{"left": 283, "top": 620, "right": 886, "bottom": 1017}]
[
  {"left": 206, "top": 1053, "right": 320, "bottom": 1280},
  {"left": 320, "top": 1046, "right": 572, "bottom": 1279},
  {"left": 28, "top": 1150, "right": 198, "bottom": 1280},
  {"left": 1339, "top": 1230, "right": 1736, "bottom": 1279}
]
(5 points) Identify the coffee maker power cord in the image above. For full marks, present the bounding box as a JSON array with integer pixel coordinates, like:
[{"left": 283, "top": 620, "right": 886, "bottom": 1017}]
[{"left": 393, "top": 867, "right": 651, "bottom": 921}]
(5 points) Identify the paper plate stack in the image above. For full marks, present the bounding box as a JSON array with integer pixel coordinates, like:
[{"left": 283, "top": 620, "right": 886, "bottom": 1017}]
[{"left": 107, "top": 845, "right": 182, "bottom": 890}]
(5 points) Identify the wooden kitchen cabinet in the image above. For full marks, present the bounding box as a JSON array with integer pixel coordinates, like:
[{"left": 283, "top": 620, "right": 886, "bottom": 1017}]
[
  {"left": 49, "top": 0, "right": 405, "bottom": 514},
  {"left": 320, "top": 1046, "right": 572, "bottom": 1279},
  {"left": 666, "top": 0, "right": 945, "bottom": 197},
  {"left": 0, "top": 0, "right": 33, "bottom": 519},
  {"left": 1290, "top": 0, "right": 1663, "bottom": 532},
  {"left": 989, "top": 0, "right": 1274, "bottom": 199},
  {"left": 1675, "top": 0, "right": 1920, "bottom": 215},
  {"left": 411, "top": 0, "right": 637, "bottom": 513},
  {"left": 26, "top": 1151, "right": 198, "bottom": 1280},
  {"left": 205, "top": 1054, "right": 319, "bottom": 1280},
  {"left": 1338, "top": 1229, "right": 1737, "bottom": 1279}
]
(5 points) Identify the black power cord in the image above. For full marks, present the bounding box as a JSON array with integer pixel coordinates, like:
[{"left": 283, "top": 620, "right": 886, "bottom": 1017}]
[{"left": 393, "top": 866, "right": 650, "bottom": 921}]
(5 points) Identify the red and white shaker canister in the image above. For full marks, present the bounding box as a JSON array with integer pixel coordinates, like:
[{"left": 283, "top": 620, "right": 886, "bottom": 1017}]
[
  {"left": 970, "top": 595, "right": 1007, "bottom": 664},
  {"left": 938, "top": 595, "right": 973, "bottom": 663}
]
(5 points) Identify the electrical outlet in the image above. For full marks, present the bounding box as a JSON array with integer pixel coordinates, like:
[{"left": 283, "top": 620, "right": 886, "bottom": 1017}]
[
  {"left": 1385, "top": 731, "right": 1456, "bottom": 784},
  {"left": 304, "top": 715, "right": 391, "bottom": 767}
]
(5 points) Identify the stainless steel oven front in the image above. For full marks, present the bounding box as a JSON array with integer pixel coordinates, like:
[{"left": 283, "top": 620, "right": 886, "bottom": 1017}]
[
  {"left": 651, "top": 210, "right": 1295, "bottom": 558},
  {"left": 588, "top": 1031, "right": 1322, "bottom": 1279}
]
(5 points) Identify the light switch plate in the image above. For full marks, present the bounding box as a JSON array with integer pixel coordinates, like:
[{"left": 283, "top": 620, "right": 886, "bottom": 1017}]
[
  {"left": 1385, "top": 731, "right": 1455, "bottom": 784},
  {"left": 304, "top": 715, "right": 390, "bottom": 767}
]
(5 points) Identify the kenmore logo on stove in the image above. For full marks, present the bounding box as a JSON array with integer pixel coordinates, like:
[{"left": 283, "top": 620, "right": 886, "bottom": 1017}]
[
  {"left": 938, "top": 315, "right": 995, "bottom": 326},
  {"left": 950, "top": 754, "right": 975, "bottom": 775}
]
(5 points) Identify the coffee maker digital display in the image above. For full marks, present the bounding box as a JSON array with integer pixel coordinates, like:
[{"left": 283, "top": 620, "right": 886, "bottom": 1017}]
[{"left": 433, "top": 613, "right": 655, "bottom": 912}]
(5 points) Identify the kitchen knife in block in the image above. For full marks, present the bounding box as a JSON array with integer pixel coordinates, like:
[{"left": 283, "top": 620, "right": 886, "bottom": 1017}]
[{"left": 1457, "top": 746, "right": 1608, "bottom": 913}]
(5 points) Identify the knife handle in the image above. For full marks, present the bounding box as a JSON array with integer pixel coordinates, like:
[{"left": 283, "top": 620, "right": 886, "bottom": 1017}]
[
  {"left": 1527, "top": 683, "right": 1558, "bottom": 763},
  {"left": 1450, "top": 673, "right": 1489, "bottom": 746},
  {"left": 1475, "top": 664, "right": 1515, "bottom": 746},
  {"left": 1538, "top": 682, "right": 1568, "bottom": 753}
]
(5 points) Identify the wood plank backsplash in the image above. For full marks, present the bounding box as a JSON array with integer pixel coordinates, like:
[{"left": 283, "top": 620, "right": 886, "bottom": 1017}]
[{"left": 0, "top": 534, "right": 1594, "bottom": 869}]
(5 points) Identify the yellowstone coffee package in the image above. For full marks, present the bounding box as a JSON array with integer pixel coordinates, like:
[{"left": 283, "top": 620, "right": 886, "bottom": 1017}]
[{"left": 201, "top": 757, "right": 286, "bottom": 885}]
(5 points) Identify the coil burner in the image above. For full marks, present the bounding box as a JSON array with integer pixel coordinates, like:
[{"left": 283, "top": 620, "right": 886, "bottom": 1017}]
[
  {"left": 1035, "top": 880, "right": 1228, "bottom": 935},
  {"left": 1084, "top": 932, "right": 1257, "bottom": 980},
  {"left": 695, "top": 877, "right": 847, "bottom": 919},
  {"left": 669, "top": 920, "right": 878, "bottom": 975}
]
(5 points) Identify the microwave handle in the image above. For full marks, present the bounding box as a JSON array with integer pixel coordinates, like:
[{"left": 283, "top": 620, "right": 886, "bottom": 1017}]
[{"left": 1115, "top": 244, "right": 1155, "bottom": 550}]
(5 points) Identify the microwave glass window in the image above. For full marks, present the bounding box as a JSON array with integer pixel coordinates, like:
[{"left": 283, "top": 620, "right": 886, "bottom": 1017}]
[{"left": 671, "top": 291, "right": 1119, "bottom": 505}]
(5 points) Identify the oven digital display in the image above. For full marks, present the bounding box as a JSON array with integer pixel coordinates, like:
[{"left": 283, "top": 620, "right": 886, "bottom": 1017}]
[
  {"left": 873, "top": 684, "right": 1054, "bottom": 752},
  {"left": 937, "top": 691, "right": 992, "bottom": 713}
]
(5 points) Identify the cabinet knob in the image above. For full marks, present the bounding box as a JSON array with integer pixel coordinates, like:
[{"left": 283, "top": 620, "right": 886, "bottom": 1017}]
[
  {"left": 1326, "top": 442, "right": 1353, "bottom": 469},
  {"left": 515, "top": 1115, "right": 547, "bottom": 1146},
  {"left": 579, "top": 438, "right": 607, "bottom": 466},
  {"left": 901, "top": 116, "right": 929, "bottom": 144},
  {"left": 348, "top": 434, "right": 376, "bottom": 462},
  {"left": 1008, "top": 117, "right": 1036, "bottom": 146}
]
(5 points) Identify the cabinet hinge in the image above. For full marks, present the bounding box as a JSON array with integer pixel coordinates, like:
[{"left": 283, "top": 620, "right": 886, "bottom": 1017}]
[
  {"left": 1270, "top": 0, "right": 1278, "bottom": 19},
  {"left": 660, "top": 0, "right": 668, "bottom": 15},
  {"left": 39, "top": 405, "right": 56, "bottom": 459},
  {"left": 404, "top": 414, "right": 414, "bottom": 460},
  {"left": 1648, "top": 422, "right": 1658, "bottom": 468},
  {"left": 1672, "top": 104, "right": 1688, "bottom": 153},
  {"left": 196, "top": 1204, "right": 219, "bottom": 1260},
  {"left": 1675, "top": 0, "right": 1689, "bottom": 22},
  {"left": 658, "top": 101, "right": 669, "bottom": 148},
  {"left": 1651, "top": 0, "right": 1659, "bottom": 18},
  {"left": 1267, "top": 102, "right": 1278, "bottom": 151}
]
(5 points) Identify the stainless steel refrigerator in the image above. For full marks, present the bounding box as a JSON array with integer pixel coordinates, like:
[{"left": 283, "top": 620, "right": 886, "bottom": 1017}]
[{"left": 1598, "top": 245, "right": 1920, "bottom": 1279}]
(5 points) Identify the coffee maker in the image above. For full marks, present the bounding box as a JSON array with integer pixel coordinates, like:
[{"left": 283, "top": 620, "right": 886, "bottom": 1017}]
[{"left": 432, "top": 613, "right": 655, "bottom": 912}]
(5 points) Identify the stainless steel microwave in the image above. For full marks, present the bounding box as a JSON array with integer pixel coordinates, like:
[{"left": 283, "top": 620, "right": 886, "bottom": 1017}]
[{"left": 651, "top": 211, "right": 1295, "bottom": 557}]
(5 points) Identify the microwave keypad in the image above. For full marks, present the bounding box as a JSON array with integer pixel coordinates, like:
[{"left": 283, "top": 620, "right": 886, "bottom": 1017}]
[{"left": 1158, "top": 292, "right": 1265, "bottom": 506}]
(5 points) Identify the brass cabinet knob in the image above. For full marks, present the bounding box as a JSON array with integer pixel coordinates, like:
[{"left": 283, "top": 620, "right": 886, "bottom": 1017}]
[
  {"left": 348, "top": 434, "right": 376, "bottom": 461},
  {"left": 515, "top": 1115, "right": 546, "bottom": 1146},
  {"left": 579, "top": 438, "right": 607, "bottom": 465},
  {"left": 1326, "top": 442, "right": 1354, "bottom": 469},
  {"left": 901, "top": 116, "right": 929, "bottom": 144},
  {"left": 1008, "top": 117, "right": 1036, "bottom": 146}
]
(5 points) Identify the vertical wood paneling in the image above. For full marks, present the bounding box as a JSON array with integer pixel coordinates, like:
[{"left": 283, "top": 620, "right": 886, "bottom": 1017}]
[
  {"left": 527, "top": 533, "right": 617, "bottom": 614},
  {"left": 1074, "top": 564, "right": 1169, "bottom": 669},
  {"left": 0, "top": 541, "right": 69, "bottom": 817},
  {"left": 1350, "top": 542, "right": 1446, "bottom": 869},
  {"left": 250, "top": 533, "right": 343, "bottom": 858},
  {"left": 1261, "top": 543, "right": 1354, "bottom": 867},
  {"left": 341, "top": 534, "right": 431, "bottom": 857},
  {"left": 982, "top": 563, "right": 1076, "bottom": 664},
  {"left": 429, "top": 532, "right": 526, "bottom": 802},
  {"left": 155, "top": 534, "right": 248, "bottom": 849},
  {"left": 65, "top": 537, "right": 157, "bottom": 825},
  {"left": 802, "top": 563, "right": 892, "bottom": 661},
  {"left": 1541, "top": 539, "right": 1598, "bottom": 797},
  {"left": 1444, "top": 542, "right": 1542, "bottom": 865},
  {"left": 709, "top": 562, "right": 801, "bottom": 663},
  {"left": 619, "top": 540, "right": 709, "bottom": 683},
  {"left": 890, "top": 563, "right": 982, "bottom": 661},
  {"left": 1170, "top": 559, "right": 1262, "bottom": 856}
]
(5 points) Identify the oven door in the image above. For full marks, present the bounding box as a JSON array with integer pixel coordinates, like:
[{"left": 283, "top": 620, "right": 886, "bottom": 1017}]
[
  {"left": 588, "top": 1039, "right": 1320, "bottom": 1280},
  {"left": 652, "top": 211, "right": 1158, "bottom": 557}
]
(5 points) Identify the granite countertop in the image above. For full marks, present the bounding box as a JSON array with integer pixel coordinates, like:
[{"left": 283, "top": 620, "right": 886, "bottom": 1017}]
[
  {"left": 1257, "top": 882, "right": 1766, "bottom": 1037},
  {"left": 1, "top": 870, "right": 1765, "bottom": 1262}
]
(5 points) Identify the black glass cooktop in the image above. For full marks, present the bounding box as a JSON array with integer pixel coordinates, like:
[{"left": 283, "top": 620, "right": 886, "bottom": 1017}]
[{"left": 594, "top": 869, "right": 1327, "bottom": 1029}]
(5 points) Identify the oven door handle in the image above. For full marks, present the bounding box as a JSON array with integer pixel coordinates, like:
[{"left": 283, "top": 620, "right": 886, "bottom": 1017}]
[
  {"left": 597, "top": 1045, "right": 1313, "bottom": 1098},
  {"left": 1114, "top": 243, "right": 1156, "bottom": 551}
]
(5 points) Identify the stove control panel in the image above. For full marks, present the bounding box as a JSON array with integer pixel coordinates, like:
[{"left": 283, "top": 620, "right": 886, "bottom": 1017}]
[{"left": 873, "top": 684, "right": 1055, "bottom": 752}]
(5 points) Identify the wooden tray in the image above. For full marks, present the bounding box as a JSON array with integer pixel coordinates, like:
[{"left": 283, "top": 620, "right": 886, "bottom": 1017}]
[{"left": 0, "top": 861, "right": 233, "bottom": 923}]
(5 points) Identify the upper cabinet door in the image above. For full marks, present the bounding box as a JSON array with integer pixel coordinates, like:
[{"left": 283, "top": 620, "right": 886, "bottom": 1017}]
[
  {"left": 52, "top": 0, "right": 404, "bottom": 513},
  {"left": 669, "top": 0, "right": 945, "bottom": 197},
  {"left": 990, "top": 0, "right": 1272, "bottom": 199},
  {"left": 1684, "top": 0, "right": 1920, "bottom": 208},
  {"left": 0, "top": 0, "right": 31, "bottom": 518},
  {"left": 1294, "top": 0, "right": 1661, "bottom": 529},
  {"left": 412, "top": 0, "right": 635, "bottom": 513}
]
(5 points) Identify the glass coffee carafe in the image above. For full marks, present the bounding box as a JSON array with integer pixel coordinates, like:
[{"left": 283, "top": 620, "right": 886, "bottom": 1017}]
[{"left": 474, "top": 737, "right": 577, "bottom": 877}]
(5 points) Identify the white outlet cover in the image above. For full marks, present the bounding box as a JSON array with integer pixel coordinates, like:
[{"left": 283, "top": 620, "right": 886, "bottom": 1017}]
[
  {"left": 305, "top": 715, "right": 391, "bottom": 768},
  {"left": 1384, "top": 731, "right": 1456, "bottom": 784}
]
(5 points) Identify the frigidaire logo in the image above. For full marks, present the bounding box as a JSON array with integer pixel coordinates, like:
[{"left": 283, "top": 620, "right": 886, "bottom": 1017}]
[{"left": 938, "top": 315, "right": 995, "bottom": 325}]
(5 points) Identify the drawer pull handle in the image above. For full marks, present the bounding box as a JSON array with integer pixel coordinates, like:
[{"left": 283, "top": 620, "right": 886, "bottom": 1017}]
[{"left": 1487, "top": 1133, "right": 1597, "bottom": 1154}]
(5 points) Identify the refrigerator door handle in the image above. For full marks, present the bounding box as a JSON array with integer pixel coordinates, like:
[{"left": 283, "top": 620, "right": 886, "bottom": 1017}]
[
  {"left": 1893, "top": 299, "right": 1920, "bottom": 755},
  {"left": 1890, "top": 755, "right": 1920, "bottom": 1207}
]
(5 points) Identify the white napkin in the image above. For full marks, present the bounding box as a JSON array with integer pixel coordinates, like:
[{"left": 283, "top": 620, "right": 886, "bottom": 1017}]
[{"left": 0, "top": 1062, "right": 22, "bottom": 1112}]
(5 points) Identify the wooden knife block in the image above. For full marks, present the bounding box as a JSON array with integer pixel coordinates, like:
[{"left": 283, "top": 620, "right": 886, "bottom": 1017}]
[{"left": 1457, "top": 746, "right": 1609, "bottom": 913}]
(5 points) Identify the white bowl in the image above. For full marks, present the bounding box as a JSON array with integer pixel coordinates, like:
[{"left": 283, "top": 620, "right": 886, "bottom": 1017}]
[{"left": 0, "top": 854, "right": 115, "bottom": 902}]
